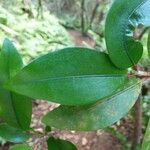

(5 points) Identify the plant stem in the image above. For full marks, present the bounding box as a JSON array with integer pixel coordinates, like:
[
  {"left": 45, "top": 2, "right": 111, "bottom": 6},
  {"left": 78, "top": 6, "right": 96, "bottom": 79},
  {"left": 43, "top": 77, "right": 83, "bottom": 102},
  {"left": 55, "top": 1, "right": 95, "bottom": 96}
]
[
  {"left": 131, "top": 94, "right": 142, "bottom": 150},
  {"left": 37, "top": 0, "right": 44, "bottom": 19},
  {"left": 138, "top": 27, "right": 149, "bottom": 40},
  {"left": 81, "top": 0, "right": 85, "bottom": 34},
  {"left": 89, "top": 1, "right": 100, "bottom": 28}
]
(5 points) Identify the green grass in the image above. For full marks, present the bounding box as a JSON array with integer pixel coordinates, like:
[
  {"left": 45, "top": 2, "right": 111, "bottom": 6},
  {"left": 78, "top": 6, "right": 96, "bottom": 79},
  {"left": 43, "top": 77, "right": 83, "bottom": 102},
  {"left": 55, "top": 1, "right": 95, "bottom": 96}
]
[{"left": 0, "top": 5, "right": 74, "bottom": 63}]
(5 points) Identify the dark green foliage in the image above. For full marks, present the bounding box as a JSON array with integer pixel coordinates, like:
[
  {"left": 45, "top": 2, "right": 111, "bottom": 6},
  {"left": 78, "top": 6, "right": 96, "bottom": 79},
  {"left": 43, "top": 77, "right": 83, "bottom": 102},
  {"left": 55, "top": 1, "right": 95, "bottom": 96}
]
[
  {"left": 105, "top": 0, "right": 150, "bottom": 69},
  {"left": 0, "top": 39, "right": 32, "bottom": 130},
  {"left": 47, "top": 137, "right": 77, "bottom": 150},
  {"left": 0, "top": 123, "right": 31, "bottom": 143}
]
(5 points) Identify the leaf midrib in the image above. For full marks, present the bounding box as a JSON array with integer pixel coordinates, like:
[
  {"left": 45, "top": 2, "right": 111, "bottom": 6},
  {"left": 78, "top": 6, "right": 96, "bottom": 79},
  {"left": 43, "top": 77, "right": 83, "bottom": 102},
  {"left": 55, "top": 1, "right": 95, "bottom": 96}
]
[{"left": 12, "top": 74, "right": 126, "bottom": 84}]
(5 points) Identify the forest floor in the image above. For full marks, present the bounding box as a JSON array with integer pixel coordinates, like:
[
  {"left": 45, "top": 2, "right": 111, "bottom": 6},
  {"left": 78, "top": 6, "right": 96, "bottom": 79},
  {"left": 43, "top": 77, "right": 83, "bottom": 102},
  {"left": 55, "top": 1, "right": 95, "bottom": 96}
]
[
  {"left": 67, "top": 29, "right": 96, "bottom": 47},
  {"left": 30, "top": 100, "right": 123, "bottom": 150}
]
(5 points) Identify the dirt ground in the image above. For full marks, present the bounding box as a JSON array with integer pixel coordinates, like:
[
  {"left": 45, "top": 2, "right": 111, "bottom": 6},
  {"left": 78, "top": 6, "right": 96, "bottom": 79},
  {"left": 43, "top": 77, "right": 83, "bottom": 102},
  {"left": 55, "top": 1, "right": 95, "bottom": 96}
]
[
  {"left": 27, "top": 100, "right": 124, "bottom": 150},
  {"left": 67, "top": 29, "right": 96, "bottom": 47}
]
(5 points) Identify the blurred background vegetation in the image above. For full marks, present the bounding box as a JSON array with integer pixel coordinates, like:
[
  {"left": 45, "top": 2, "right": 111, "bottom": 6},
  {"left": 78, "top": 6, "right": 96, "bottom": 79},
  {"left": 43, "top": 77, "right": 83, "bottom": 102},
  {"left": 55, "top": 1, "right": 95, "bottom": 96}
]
[
  {"left": 0, "top": 0, "right": 111, "bottom": 63},
  {"left": 0, "top": 0, "right": 150, "bottom": 150}
]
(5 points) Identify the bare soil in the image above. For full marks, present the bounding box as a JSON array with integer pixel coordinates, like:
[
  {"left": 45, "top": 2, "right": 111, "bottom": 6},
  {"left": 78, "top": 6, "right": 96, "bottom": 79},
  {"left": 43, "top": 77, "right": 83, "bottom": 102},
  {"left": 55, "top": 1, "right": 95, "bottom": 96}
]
[
  {"left": 29, "top": 100, "right": 123, "bottom": 150},
  {"left": 67, "top": 29, "right": 95, "bottom": 47}
]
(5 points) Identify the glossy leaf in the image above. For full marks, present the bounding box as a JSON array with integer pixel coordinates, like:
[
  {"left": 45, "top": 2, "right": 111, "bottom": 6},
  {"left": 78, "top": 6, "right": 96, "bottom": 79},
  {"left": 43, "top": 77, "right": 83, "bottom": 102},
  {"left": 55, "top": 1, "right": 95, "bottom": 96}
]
[
  {"left": 0, "top": 38, "right": 23, "bottom": 80},
  {"left": 142, "top": 119, "right": 150, "bottom": 150},
  {"left": 0, "top": 123, "right": 31, "bottom": 143},
  {"left": 10, "top": 144, "right": 32, "bottom": 150},
  {"left": 42, "top": 78, "right": 141, "bottom": 131},
  {"left": 0, "top": 38, "right": 32, "bottom": 130},
  {"left": 5, "top": 47, "right": 127, "bottom": 106},
  {"left": 47, "top": 137, "right": 77, "bottom": 150},
  {"left": 105, "top": 0, "right": 150, "bottom": 69}
]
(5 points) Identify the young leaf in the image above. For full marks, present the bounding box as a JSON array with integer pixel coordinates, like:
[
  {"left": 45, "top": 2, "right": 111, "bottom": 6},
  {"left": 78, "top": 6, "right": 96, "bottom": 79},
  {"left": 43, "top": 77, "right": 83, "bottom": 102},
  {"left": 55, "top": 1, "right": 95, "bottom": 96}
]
[
  {"left": 0, "top": 123, "right": 31, "bottom": 143},
  {"left": 105, "top": 0, "right": 150, "bottom": 69},
  {"left": 0, "top": 38, "right": 32, "bottom": 130},
  {"left": 10, "top": 144, "right": 32, "bottom": 150},
  {"left": 141, "top": 119, "right": 150, "bottom": 150},
  {"left": 5, "top": 47, "right": 127, "bottom": 106},
  {"left": 47, "top": 137, "right": 77, "bottom": 150},
  {"left": 42, "top": 78, "right": 141, "bottom": 131}
]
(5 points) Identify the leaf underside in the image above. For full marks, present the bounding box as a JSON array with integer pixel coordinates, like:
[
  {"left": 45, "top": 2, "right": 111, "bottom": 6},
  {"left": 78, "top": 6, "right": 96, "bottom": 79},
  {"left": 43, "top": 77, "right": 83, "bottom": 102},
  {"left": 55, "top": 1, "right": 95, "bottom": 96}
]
[{"left": 42, "top": 78, "right": 141, "bottom": 131}]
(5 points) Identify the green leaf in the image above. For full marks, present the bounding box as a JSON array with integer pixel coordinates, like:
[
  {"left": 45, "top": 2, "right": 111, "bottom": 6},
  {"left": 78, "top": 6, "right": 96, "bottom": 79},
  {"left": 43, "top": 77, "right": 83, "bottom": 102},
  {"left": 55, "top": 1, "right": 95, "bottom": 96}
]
[
  {"left": 148, "top": 31, "right": 150, "bottom": 58},
  {"left": 105, "top": 0, "right": 150, "bottom": 69},
  {"left": 5, "top": 47, "right": 127, "bottom": 106},
  {"left": 0, "top": 38, "right": 23, "bottom": 80},
  {"left": 47, "top": 137, "right": 77, "bottom": 150},
  {"left": 45, "top": 126, "right": 51, "bottom": 133},
  {"left": 142, "top": 119, "right": 150, "bottom": 150},
  {"left": 42, "top": 78, "right": 141, "bottom": 131},
  {"left": 0, "top": 38, "right": 32, "bottom": 130},
  {"left": 10, "top": 144, "right": 32, "bottom": 150},
  {"left": 0, "top": 123, "right": 31, "bottom": 143}
]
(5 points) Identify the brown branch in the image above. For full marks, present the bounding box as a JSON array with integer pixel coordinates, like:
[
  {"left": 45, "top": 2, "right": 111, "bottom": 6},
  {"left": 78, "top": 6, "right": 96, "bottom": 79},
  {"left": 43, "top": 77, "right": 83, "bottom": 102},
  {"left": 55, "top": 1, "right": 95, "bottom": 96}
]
[
  {"left": 138, "top": 27, "right": 149, "bottom": 40},
  {"left": 81, "top": 0, "right": 85, "bottom": 34},
  {"left": 134, "top": 71, "right": 150, "bottom": 78},
  {"left": 132, "top": 30, "right": 150, "bottom": 150},
  {"left": 89, "top": 1, "right": 100, "bottom": 28},
  {"left": 131, "top": 94, "right": 143, "bottom": 150}
]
